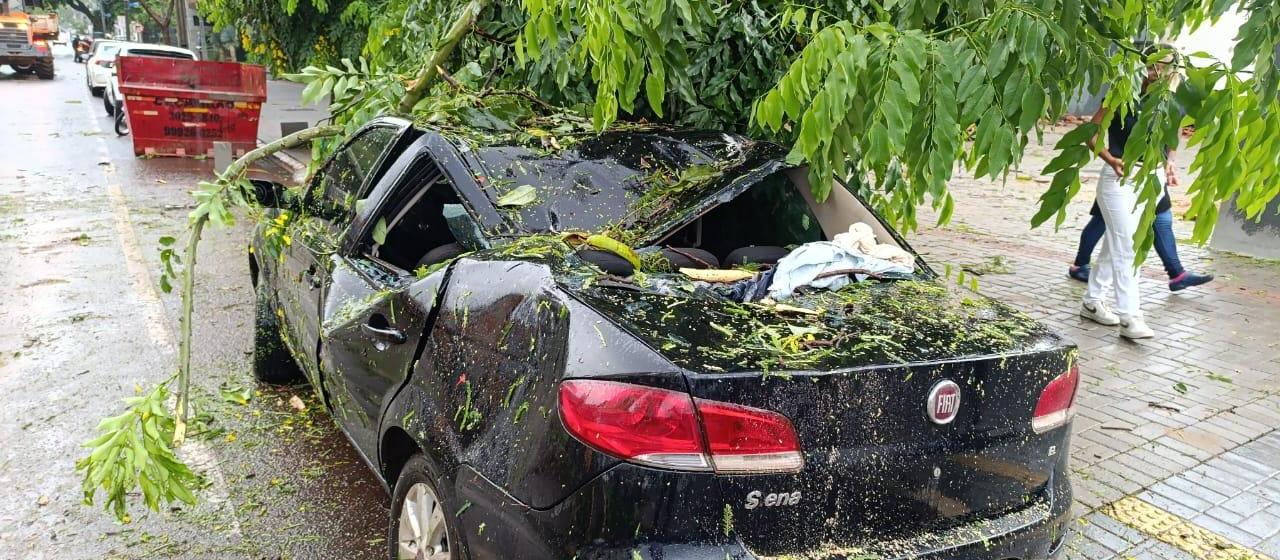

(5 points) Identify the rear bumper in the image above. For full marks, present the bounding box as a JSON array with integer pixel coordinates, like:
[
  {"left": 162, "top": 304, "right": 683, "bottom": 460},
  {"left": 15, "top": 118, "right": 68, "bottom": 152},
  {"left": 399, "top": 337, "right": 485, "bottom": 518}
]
[
  {"left": 457, "top": 461, "right": 1072, "bottom": 560},
  {"left": 87, "top": 67, "right": 110, "bottom": 87},
  {"left": 568, "top": 492, "right": 1072, "bottom": 560},
  {"left": 2, "top": 41, "right": 49, "bottom": 57}
]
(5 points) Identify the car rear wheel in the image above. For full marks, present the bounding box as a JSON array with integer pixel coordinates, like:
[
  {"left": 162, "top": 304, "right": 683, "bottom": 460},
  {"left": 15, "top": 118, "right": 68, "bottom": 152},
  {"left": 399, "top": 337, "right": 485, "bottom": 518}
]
[
  {"left": 252, "top": 281, "right": 303, "bottom": 384},
  {"left": 103, "top": 94, "right": 115, "bottom": 115},
  {"left": 34, "top": 59, "right": 53, "bottom": 80},
  {"left": 389, "top": 454, "right": 458, "bottom": 560}
]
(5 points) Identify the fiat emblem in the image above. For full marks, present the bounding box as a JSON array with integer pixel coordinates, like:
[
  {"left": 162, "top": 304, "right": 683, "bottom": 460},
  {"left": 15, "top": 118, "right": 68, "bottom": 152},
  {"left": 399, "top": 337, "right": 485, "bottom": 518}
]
[{"left": 927, "top": 379, "right": 961, "bottom": 425}]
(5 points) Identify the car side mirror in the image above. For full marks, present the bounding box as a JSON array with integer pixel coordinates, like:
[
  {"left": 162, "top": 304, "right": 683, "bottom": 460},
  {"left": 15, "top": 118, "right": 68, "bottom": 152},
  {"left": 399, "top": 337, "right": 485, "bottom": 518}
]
[{"left": 249, "top": 179, "right": 294, "bottom": 209}]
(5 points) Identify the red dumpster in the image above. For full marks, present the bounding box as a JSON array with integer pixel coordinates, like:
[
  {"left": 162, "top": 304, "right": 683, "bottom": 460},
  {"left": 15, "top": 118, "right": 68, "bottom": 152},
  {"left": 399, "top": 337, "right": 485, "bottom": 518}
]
[{"left": 117, "top": 56, "right": 267, "bottom": 158}]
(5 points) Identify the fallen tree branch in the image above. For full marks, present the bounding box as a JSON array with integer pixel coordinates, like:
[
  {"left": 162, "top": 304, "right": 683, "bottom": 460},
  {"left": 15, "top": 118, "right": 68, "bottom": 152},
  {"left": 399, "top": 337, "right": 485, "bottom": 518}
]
[
  {"left": 80, "top": 0, "right": 488, "bottom": 522},
  {"left": 78, "top": 124, "right": 345, "bottom": 523},
  {"left": 397, "top": 0, "right": 490, "bottom": 114},
  {"left": 172, "top": 124, "right": 343, "bottom": 445},
  {"left": 812, "top": 268, "right": 886, "bottom": 281},
  {"left": 436, "top": 65, "right": 464, "bottom": 91}
]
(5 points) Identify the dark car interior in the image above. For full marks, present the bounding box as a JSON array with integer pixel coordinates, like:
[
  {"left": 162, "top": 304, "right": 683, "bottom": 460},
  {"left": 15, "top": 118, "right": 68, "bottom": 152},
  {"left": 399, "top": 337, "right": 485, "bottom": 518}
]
[
  {"left": 365, "top": 157, "right": 465, "bottom": 273},
  {"left": 656, "top": 171, "right": 826, "bottom": 268},
  {"left": 566, "top": 168, "right": 912, "bottom": 277},
  {"left": 359, "top": 144, "right": 909, "bottom": 280},
  {"left": 575, "top": 170, "right": 832, "bottom": 275}
]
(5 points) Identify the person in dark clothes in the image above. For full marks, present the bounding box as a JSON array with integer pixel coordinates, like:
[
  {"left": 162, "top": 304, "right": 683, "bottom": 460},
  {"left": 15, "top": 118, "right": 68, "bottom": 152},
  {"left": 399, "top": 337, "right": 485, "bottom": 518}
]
[{"left": 1068, "top": 189, "right": 1214, "bottom": 291}]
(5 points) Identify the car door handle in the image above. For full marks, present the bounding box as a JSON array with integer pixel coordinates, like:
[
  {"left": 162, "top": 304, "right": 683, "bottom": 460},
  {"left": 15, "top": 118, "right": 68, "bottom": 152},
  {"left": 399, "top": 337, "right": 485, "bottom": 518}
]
[{"left": 361, "top": 322, "right": 407, "bottom": 345}]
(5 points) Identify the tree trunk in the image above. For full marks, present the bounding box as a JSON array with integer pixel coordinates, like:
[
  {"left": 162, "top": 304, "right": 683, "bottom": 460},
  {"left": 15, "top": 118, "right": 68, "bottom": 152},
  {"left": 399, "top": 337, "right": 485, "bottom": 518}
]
[
  {"left": 63, "top": 0, "right": 106, "bottom": 34},
  {"left": 137, "top": 0, "right": 175, "bottom": 45}
]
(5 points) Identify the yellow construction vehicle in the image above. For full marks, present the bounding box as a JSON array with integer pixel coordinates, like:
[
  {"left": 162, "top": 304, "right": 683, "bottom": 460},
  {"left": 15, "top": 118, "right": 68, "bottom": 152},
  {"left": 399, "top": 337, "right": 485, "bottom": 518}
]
[{"left": 0, "top": 0, "right": 57, "bottom": 79}]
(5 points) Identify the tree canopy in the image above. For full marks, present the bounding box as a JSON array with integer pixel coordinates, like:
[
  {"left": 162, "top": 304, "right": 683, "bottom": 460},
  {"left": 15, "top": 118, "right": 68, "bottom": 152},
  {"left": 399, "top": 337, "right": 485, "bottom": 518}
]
[
  {"left": 44, "top": 0, "right": 124, "bottom": 34},
  {"left": 264, "top": 0, "right": 1280, "bottom": 260}
]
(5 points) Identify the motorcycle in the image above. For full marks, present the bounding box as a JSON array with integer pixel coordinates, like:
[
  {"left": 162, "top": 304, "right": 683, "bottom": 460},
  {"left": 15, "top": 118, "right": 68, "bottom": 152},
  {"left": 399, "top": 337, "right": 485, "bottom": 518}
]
[
  {"left": 73, "top": 37, "right": 92, "bottom": 63},
  {"left": 113, "top": 99, "right": 129, "bottom": 136}
]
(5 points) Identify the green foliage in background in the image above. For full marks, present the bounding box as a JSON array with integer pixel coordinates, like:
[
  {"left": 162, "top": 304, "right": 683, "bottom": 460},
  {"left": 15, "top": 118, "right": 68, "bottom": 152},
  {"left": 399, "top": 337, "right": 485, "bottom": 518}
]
[
  {"left": 270, "top": 0, "right": 1280, "bottom": 262},
  {"left": 517, "top": 0, "right": 1280, "bottom": 262},
  {"left": 198, "top": 0, "right": 379, "bottom": 70}
]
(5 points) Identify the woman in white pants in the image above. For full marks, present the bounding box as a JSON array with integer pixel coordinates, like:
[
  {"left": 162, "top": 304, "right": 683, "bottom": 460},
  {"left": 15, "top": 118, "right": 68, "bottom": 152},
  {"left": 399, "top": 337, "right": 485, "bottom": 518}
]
[{"left": 1079, "top": 46, "right": 1181, "bottom": 340}]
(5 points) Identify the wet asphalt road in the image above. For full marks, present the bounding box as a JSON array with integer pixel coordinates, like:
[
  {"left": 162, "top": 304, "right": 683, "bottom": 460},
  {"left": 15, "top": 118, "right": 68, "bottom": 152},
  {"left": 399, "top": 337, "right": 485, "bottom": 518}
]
[{"left": 0, "top": 49, "right": 386, "bottom": 559}]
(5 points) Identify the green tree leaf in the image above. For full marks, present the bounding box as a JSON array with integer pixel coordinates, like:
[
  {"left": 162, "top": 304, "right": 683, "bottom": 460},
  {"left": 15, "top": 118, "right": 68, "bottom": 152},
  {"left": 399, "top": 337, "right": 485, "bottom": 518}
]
[
  {"left": 496, "top": 184, "right": 538, "bottom": 207},
  {"left": 372, "top": 217, "right": 388, "bottom": 245}
]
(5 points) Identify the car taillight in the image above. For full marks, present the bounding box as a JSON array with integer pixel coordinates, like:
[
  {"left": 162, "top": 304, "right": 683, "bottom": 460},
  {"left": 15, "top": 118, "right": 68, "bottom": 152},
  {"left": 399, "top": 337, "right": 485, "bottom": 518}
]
[
  {"left": 695, "top": 398, "right": 804, "bottom": 473},
  {"left": 1032, "top": 365, "right": 1079, "bottom": 434},
  {"left": 558, "top": 379, "right": 803, "bottom": 474},
  {"left": 559, "top": 379, "right": 709, "bottom": 470}
]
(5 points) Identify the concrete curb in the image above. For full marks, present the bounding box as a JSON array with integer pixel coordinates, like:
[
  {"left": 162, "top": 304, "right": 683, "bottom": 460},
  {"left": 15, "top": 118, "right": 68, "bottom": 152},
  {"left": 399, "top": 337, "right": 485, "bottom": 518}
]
[{"left": 272, "top": 147, "right": 309, "bottom": 174}]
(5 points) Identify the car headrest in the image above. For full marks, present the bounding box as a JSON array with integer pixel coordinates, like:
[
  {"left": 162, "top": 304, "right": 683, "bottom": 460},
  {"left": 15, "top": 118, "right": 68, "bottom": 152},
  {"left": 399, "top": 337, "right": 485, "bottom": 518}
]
[
  {"left": 661, "top": 247, "right": 719, "bottom": 269},
  {"left": 416, "top": 242, "right": 464, "bottom": 270},
  {"left": 724, "top": 245, "right": 790, "bottom": 266}
]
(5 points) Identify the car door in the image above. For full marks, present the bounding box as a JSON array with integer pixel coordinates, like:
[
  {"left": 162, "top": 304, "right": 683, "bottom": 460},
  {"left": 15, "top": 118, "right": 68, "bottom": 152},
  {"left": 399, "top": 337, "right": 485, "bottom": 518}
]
[
  {"left": 276, "top": 124, "right": 403, "bottom": 383},
  {"left": 318, "top": 159, "right": 462, "bottom": 456},
  {"left": 319, "top": 257, "right": 443, "bottom": 457}
]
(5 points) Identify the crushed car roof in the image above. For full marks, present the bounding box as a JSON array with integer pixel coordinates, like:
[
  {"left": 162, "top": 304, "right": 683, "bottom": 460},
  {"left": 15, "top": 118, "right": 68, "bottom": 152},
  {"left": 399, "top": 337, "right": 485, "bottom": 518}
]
[{"left": 433, "top": 127, "right": 790, "bottom": 242}]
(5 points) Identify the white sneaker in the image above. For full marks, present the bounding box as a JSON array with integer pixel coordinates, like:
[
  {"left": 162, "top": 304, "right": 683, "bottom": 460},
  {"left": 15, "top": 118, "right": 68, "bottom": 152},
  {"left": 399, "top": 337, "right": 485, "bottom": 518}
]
[
  {"left": 1081, "top": 302, "right": 1120, "bottom": 326},
  {"left": 1119, "top": 314, "right": 1155, "bottom": 339}
]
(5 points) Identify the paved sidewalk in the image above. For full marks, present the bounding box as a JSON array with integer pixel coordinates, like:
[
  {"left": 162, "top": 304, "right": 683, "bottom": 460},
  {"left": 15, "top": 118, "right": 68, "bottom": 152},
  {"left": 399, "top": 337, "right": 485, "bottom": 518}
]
[{"left": 917, "top": 124, "right": 1280, "bottom": 559}]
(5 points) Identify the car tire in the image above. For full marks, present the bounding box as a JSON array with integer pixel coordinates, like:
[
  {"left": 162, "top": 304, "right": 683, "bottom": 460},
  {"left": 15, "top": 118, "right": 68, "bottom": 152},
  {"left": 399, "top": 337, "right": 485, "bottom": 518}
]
[
  {"left": 252, "top": 281, "right": 304, "bottom": 384},
  {"left": 103, "top": 94, "right": 115, "bottom": 115},
  {"left": 389, "top": 454, "right": 460, "bottom": 560},
  {"left": 34, "top": 59, "right": 53, "bottom": 80},
  {"left": 90, "top": 85, "right": 103, "bottom": 97}
]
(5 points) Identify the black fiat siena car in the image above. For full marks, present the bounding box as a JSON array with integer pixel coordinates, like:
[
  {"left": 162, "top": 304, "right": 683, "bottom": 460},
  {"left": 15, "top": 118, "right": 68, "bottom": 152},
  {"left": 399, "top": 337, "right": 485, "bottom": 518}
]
[{"left": 249, "top": 116, "right": 1078, "bottom": 559}]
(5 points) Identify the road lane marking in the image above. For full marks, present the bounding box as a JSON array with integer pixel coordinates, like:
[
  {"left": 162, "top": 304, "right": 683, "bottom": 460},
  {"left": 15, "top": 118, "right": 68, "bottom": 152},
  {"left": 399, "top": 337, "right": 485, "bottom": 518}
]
[
  {"left": 81, "top": 100, "right": 243, "bottom": 538},
  {"left": 1101, "top": 496, "right": 1273, "bottom": 559}
]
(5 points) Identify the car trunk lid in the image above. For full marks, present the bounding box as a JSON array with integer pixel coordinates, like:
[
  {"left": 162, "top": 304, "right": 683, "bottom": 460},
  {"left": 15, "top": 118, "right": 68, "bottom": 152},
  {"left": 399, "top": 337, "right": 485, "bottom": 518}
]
[{"left": 565, "top": 277, "right": 1076, "bottom": 553}]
